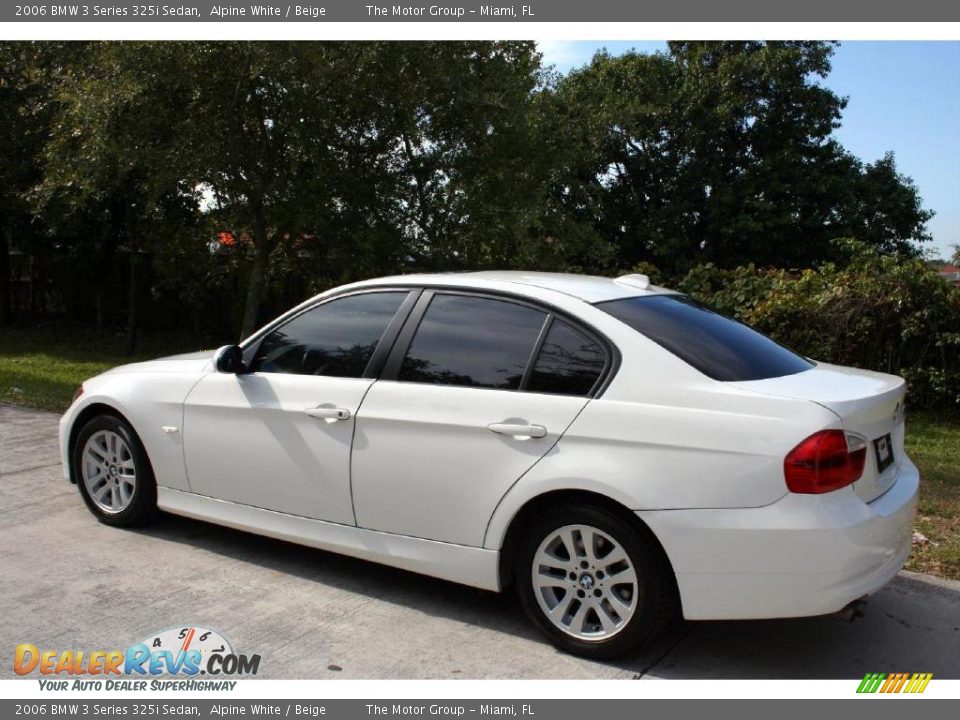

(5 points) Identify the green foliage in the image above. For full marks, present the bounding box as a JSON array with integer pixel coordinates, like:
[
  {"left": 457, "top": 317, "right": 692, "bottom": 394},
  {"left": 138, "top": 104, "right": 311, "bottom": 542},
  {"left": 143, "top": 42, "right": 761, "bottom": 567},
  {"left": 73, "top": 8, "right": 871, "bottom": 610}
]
[
  {"left": 25, "top": 41, "right": 566, "bottom": 338},
  {"left": 674, "top": 240, "right": 960, "bottom": 408},
  {"left": 549, "top": 42, "right": 933, "bottom": 272},
  {"left": 0, "top": 40, "right": 940, "bottom": 344},
  {"left": 0, "top": 43, "right": 47, "bottom": 222}
]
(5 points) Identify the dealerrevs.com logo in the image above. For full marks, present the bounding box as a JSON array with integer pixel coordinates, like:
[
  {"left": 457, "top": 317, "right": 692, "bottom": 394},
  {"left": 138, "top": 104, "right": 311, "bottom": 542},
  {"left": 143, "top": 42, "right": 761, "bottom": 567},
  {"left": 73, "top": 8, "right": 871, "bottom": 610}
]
[{"left": 14, "top": 626, "right": 260, "bottom": 691}]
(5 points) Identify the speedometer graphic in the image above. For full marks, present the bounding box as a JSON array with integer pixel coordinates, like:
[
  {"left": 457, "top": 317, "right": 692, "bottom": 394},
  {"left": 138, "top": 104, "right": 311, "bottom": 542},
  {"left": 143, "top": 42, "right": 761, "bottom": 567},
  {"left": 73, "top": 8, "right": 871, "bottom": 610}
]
[{"left": 138, "top": 626, "right": 233, "bottom": 672}]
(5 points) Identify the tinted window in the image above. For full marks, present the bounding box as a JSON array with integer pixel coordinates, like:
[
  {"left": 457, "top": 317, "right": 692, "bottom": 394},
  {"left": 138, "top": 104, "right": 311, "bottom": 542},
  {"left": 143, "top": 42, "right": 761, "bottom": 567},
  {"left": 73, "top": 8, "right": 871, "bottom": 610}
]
[
  {"left": 598, "top": 295, "right": 813, "bottom": 382},
  {"left": 528, "top": 320, "right": 606, "bottom": 396},
  {"left": 399, "top": 294, "right": 546, "bottom": 390},
  {"left": 252, "top": 292, "right": 407, "bottom": 377}
]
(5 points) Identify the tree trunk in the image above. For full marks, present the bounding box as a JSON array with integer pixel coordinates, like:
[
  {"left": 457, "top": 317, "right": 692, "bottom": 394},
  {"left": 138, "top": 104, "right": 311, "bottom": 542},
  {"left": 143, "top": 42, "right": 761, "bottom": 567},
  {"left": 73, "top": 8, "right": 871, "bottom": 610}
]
[
  {"left": 239, "top": 200, "right": 271, "bottom": 341},
  {"left": 124, "top": 210, "right": 139, "bottom": 356},
  {"left": 401, "top": 132, "right": 435, "bottom": 261},
  {"left": 0, "top": 226, "right": 11, "bottom": 326},
  {"left": 28, "top": 250, "right": 38, "bottom": 314},
  {"left": 124, "top": 249, "right": 139, "bottom": 355},
  {"left": 95, "top": 287, "right": 104, "bottom": 331},
  {"left": 95, "top": 221, "right": 112, "bottom": 330}
]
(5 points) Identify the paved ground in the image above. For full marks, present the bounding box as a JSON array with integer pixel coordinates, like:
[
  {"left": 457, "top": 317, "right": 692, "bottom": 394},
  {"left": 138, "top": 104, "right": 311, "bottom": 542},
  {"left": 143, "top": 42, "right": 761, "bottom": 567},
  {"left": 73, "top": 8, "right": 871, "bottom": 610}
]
[{"left": 1, "top": 404, "right": 958, "bottom": 679}]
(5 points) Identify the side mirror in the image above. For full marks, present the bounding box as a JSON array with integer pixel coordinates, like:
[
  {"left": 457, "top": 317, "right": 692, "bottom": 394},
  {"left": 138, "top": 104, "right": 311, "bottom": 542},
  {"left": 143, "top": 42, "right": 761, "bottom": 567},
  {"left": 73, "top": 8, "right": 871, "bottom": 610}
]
[{"left": 214, "top": 345, "right": 245, "bottom": 374}]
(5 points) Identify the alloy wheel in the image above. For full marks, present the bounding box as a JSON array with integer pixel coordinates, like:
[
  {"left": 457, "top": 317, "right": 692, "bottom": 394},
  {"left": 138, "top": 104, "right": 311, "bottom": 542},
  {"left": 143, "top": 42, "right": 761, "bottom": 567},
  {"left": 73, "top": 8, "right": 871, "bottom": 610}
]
[
  {"left": 81, "top": 430, "right": 137, "bottom": 514},
  {"left": 531, "top": 523, "right": 639, "bottom": 641}
]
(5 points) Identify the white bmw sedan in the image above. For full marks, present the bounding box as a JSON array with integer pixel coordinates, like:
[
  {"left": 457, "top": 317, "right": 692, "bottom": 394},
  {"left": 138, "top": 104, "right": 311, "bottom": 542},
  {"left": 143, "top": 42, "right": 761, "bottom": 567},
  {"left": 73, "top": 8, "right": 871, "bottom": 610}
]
[{"left": 60, "top": 271, "right": 918, "bottom": 658}]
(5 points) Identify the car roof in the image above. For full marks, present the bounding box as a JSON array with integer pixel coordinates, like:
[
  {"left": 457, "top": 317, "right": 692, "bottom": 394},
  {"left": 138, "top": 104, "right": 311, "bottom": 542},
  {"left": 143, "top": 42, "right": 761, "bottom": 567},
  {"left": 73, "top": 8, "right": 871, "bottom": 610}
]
[{"left": 354, "top": 270, "right": 677, "bottom": 304}]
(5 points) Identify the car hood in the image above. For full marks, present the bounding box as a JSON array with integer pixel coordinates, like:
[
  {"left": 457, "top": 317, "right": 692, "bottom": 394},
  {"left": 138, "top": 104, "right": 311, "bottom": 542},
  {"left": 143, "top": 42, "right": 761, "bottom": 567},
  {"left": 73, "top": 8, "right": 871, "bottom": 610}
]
[{"left": 102, "top": 350, "right": 216, "bottom": 376}]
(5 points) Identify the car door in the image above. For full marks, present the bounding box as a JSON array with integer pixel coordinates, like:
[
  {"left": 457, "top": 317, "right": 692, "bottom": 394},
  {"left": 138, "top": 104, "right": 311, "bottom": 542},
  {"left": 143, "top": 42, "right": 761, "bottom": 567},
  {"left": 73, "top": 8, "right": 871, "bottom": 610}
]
[
  {"left": 182, "top": 289, "right": 415, "bottom": 524},
  {"left": 350, "top": 290, "right": 611, "bottom": 546}
]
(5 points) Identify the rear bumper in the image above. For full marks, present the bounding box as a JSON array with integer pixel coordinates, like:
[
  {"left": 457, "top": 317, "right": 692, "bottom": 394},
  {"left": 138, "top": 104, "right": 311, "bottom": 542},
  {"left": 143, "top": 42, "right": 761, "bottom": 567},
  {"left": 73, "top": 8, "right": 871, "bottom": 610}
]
[{"left": 639, "top": 456, "right": 919, "bottom": 620}]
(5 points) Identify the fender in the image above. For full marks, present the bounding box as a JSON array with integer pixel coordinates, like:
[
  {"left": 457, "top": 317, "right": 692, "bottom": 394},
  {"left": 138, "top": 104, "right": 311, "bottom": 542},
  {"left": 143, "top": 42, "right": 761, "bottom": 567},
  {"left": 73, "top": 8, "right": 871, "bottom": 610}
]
[
  {"left": 61, "top": 367, "right": 209, "bottom": 493},
  {"left": 483, "top": 389, "right": 840, "bottom": 550}
]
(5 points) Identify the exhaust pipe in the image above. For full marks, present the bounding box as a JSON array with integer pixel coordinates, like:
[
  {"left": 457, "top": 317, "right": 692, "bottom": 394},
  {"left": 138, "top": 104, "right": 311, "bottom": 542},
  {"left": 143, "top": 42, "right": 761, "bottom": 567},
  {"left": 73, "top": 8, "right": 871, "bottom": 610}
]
[{"left": 832, "top": 597, "right": 867, "bottom": 622}]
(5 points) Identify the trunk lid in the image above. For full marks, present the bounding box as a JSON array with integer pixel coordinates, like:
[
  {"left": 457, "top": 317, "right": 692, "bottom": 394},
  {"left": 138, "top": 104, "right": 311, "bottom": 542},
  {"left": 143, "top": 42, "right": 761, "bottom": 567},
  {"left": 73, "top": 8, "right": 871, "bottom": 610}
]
[{"left": 729, "top": 363, "right": 906, "bottom": 502}]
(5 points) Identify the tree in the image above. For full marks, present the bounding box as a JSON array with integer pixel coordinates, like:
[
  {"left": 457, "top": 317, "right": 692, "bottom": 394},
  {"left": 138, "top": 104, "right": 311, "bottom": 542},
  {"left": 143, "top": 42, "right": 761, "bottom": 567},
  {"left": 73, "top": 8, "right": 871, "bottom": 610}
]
[
  {"left": 166, "top": 41, "right": 555, "bottom": 338},
  {"left": 34, "top": 42, "right": 196, "bottom": 351},
  {"left": 549, "top": 41, "right": 933, "bottom": 273},
  {"left": 0, "top": 42, "right": 51, "bottom": 325},
  {"left": 169, "top": 43, "right": 309, "bottom": 338},
  {"left": 12, "top": 40, "right": 940, "bottom": 341},
  {"left": 843, "top": 153, "right": 933, "bottom": 256},
  {"left": 365, "top": 41, "right": 556, "bottom": 270}
]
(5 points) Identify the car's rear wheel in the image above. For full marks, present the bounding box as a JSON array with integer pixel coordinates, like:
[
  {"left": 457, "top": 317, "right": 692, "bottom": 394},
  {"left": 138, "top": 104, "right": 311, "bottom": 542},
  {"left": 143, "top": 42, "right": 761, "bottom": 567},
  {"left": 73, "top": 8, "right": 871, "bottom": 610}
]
[
  {"left": 74, "top": 414, "right": 157, "bottom": 527},
  {"left": 516, "top": 504, "right": 676, "bottom": 659}
]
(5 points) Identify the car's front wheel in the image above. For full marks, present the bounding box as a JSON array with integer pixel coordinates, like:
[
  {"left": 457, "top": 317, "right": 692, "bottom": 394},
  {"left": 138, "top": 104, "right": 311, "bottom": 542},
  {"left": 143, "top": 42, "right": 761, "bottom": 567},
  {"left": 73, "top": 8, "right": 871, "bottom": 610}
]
[
  {"left": 516, "top": 505, "right": 676, "bottom": 659},
  {"left": 73, "top": 414, "right": 157, "bottom": 527}
]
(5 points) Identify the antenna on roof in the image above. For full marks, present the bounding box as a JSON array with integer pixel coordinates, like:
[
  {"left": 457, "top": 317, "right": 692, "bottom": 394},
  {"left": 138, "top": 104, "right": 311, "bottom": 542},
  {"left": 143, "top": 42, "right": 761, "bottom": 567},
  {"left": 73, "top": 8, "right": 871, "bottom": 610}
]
[{"left": 614, "top": 273, "right": 650, "bottom": 290}]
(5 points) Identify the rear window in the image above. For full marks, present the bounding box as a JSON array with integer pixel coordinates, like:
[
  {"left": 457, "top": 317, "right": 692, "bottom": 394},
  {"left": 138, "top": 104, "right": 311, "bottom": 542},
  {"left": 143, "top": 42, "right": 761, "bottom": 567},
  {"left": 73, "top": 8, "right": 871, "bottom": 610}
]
[{"left": 597, "top": 295, "right": 813, "bottom": 382}]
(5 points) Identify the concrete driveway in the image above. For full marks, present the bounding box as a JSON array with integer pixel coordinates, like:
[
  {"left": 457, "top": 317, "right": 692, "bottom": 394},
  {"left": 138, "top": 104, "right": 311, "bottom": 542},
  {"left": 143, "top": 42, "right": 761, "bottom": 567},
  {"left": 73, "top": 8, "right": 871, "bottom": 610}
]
[{"left": 1, "top": 404, "right": 957, "bottom": 679}]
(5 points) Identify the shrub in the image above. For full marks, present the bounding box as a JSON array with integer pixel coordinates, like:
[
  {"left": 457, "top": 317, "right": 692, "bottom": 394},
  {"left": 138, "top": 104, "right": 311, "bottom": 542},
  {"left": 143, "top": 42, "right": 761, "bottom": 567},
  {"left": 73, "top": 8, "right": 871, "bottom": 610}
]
[{"left": 669, "top": 240, "right": 960, "bottom": 409}]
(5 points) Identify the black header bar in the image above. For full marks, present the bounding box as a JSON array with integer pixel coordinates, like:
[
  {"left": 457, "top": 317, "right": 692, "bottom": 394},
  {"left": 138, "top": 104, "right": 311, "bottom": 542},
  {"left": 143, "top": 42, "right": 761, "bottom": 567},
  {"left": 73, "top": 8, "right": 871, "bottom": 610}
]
[{"left": 6, "top": 0, "right": 960, "bottom": 22}]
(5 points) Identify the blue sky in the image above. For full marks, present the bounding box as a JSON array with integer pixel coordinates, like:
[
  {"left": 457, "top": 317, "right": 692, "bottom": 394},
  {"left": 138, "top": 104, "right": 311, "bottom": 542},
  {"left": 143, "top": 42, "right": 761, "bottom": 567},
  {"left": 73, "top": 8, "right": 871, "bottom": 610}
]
[{"left": 537, "top": 41, "right": 960, "bottom": 260}]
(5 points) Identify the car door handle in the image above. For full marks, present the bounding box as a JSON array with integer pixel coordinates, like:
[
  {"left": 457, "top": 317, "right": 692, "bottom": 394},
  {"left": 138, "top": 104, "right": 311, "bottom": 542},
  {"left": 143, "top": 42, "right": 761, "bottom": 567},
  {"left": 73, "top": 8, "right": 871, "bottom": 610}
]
[
  {"left": 305, "top": 406, "right": 351, "bottom": 421},
  {"left": 487, "top": 423, "right": 547, "bottom": 439}
]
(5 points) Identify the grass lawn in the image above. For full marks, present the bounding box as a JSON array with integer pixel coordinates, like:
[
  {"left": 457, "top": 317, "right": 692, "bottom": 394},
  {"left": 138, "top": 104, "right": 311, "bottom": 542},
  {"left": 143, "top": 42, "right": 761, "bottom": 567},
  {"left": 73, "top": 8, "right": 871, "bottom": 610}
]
[
  {"left": 903, "top": 412, "right": 960, "bottom": 579},
  {"left": 0, "top": 323, "right": 223, "bottom": 411},
  {"left": 2, "top": 322, "right": 958, "bottom": 580}
]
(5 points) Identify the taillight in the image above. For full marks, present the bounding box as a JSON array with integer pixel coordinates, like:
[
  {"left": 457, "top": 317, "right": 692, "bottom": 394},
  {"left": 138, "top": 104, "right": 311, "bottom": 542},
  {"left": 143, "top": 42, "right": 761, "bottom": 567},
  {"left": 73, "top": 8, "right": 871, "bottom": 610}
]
[
  {"left": 72, "top": 385, "right": 84, "bottom": 403},
  {"left": 784, "top": 430, "right": 867, "bottom": 494}
]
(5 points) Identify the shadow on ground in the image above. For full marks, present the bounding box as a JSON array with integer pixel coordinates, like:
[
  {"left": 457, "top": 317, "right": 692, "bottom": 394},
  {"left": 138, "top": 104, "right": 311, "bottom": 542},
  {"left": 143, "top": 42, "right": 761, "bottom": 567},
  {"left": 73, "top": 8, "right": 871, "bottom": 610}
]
[
  {"left": 135, "top": 513, "right": 960, "bottom": 679},
  {"left": 2, "top": 404, "right": 958, "bottom": 679}
]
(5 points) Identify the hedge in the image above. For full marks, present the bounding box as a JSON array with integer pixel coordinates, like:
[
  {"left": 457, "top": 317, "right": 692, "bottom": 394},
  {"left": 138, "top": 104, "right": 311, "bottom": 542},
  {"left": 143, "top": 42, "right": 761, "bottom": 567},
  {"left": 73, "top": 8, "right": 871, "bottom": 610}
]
[{"left": 634, "top": 240, "right": 960, "bottom": 409}]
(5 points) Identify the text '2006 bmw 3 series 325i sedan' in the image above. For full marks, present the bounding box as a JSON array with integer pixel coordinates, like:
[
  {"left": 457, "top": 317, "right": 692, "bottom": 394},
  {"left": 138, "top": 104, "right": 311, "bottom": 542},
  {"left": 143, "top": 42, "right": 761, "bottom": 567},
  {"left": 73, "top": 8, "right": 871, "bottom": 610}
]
[{"left": 60, "top": 271, "right": 918, "bottom": 658}]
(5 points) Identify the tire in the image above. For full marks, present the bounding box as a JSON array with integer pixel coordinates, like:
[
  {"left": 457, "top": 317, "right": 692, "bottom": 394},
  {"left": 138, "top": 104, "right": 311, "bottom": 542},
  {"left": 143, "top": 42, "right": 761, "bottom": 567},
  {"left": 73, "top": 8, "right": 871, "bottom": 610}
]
[
  {"left": 73, "top": 414, "right": 157, "bottom": 527},
  {"left": 515, "top": 504, "right": 676, "bottom": 659}
]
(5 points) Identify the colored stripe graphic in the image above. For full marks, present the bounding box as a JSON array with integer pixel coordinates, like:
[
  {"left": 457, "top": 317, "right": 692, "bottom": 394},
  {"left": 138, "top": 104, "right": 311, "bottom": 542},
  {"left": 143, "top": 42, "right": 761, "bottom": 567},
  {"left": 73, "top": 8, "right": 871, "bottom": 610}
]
[
  {"left": 857, "top": 673, "right": 885, "bottom": 693},
  {"left": 910, "top": 673, "right": 933, "bottom": 693},
  {"left": 857, "top": 672, "right": 932, "bottom": 694}
]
